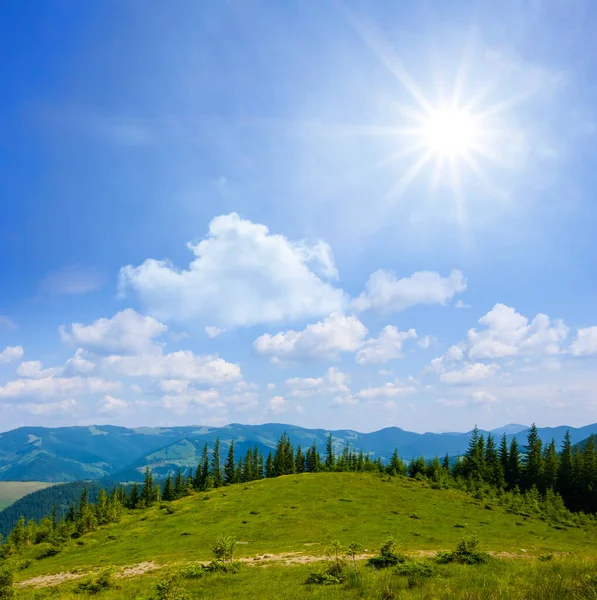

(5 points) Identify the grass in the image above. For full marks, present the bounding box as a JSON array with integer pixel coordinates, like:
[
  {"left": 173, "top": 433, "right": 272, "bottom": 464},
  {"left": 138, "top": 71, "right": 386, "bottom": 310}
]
[
  {"left": 14, "top": 556, "right": 597, "bottom": 599},
  {"left": 11, "top": 473, "right": 597, "bottom": 581},
  {"left": 0, "top": 482, "right": 55, "bottom": 512}
]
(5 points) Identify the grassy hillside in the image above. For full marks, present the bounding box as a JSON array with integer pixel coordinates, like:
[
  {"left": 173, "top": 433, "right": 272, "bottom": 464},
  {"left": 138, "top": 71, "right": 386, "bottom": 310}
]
[
  {"left": 13, "top": 473, "right": 597, "bottom": 579},
  {"left": 0, "top": 482, "right": 55, "bottom": 511}
]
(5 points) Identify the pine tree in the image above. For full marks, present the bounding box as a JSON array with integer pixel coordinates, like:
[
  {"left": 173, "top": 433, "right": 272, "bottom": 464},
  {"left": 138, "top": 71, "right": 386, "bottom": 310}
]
[
  {"left": 507, "top": 437, "right": 521, "bottom": 488},
  {"left": 357, "top": 449, "right": 364, "bottom": 472},
  {"left": 580, "top": 435, "right": 597, "bottom": 513},
  {"left": 498, "top": 434, "right": 509, "bottom": 485},
  {"left": 442, "top": 453, "right": 451, "bottom": 473},
  {"left": 523, "top": 424, "right": 544, "bottom": 491},
  {"left": 462, "top": 426, "right": 486, "bottom": 480},
  {"left": 295, "top": 445, "right": 305, "bottom": 473},
  {"left": 162, "top": 475, "right": 173, "bottom": 501},
  {"left": 257, "top": 452, "right": 265, "bottom": 479},
  {"left": 485, "top": 433, "right": 504, "bottom": 488},
  {"left": 542, "top": 439, "right": 559, "bottom": 492},
  {"left": 557, "top": 431, "right": 574, "bottom": 506},
  {"left": 325, "top": 433, "right": 335, "bottom": 471},
  {"left": 242, "top": 449, "right": 253, "bottom": 482},
  {"left": 387, "top": 449, "right": 404, "bottom": 476},
  {"left": 174, "top": 468, "right": 184, "bottom": 499},
  {"left": 224, "top": 441, "right": 236, "bottom": 485},
  {"left": 264, "top": 451, "right": 273, "bottom": 477},
  {"left": 195, "top": 443, "right": 210, "bottom": 491},
  {"left": 211, "top": 438, "right": 223, "bottom": 487},
  {"left": 128, "top": 483, "right": 140, "bottom": 509},
  {"left": 141, "top": 467, "right": 155, "bottom": 506}
]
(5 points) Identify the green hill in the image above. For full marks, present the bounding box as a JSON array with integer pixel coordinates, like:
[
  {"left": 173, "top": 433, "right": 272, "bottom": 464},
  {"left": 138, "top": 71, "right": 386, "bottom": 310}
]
[
  {"left": 0, "top": 482, "right": 55, "bottom": 512},
  {"left": 7, "top": 472, "right": 596, "bottom": 600}
]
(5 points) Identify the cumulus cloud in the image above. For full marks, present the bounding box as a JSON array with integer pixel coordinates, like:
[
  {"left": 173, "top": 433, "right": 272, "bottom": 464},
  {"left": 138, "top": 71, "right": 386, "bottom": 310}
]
[
  {"left": 161, "top": 389, "right": 221, "bottom": 414},
  {"left": 103, "top": 351, "right": 240, "bottom": 385},
  {"left": 0, "top": 346, "right": 24, "bottom": 363},
  {"left": 39, "top": 265, "right": 104, "bottom": 295},
  {"left": 357, "top": 379, "right": 418, "bottom": 400},
  {"left": 254, "top": 313, "right": 367, "bottom": 362},
  {"left": 118, "top": 213, "right": 346, "bottom": 328},
  {"left": 16, "top": 361, "right": 60, "bottom": 379},
  {"left": 24, "top": 399, "right": 78, "bottom": 415},
  {"left": 60, "top": 309, "right": 168, "bottom": 355},
  {"left": 285, "top": 367, "right": 350, "bottom": 398},
  {"left": 353, "top": 269, "right": 466, "bottom": 313},
  {"left": 440, "top": 363, "right": 499, "bottom": 385},
  {"left": 417, "top": 335, "right": 435, "bottom": 349},
  {"left": 269, "top": 395, "right": 288, "bottom": 413},
  {"left": 63, "top": 349, "right": 97, "bottom": 376},
  {"left": 467, "top": 304, "right": 568, "bottom": 360},
  {"left": 0, "top": 376, "right": 119, "bottom": 399},
  {"left": 569, "top": 327, "right": 597, "bottom": 356},
  {"left": 98, "top": 395, "right": 128, "bottom": 413},
  {"left": 356, "top": 326, "right": 417, "bottom": 364}
]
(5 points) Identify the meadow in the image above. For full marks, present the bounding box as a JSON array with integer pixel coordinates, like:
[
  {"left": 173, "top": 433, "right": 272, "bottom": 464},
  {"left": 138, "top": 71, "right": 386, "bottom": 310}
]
[
  {"left": 4, "top": 473, "right": 597, "bottom": 598},
  {"left": 0, "top": 483, "right": 55, "bottom": 512}
]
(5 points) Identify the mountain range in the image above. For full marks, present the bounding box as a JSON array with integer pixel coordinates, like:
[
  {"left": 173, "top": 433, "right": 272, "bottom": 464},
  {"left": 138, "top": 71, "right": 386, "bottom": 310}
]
[{"left": 1, "top": 422, "right": 597, "bottom": 483}]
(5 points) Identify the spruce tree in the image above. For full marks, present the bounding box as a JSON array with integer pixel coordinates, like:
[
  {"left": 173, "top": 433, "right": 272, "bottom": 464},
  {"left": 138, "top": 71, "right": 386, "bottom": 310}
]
[
  {"left": 498, "top": 434, "right": 509, "bottom": 485},
  {"left": 542, "top": 439, "right": 559, "bottom": 492},
  {"left": 507, "top": 437, "right": 521, "bottom": 488},
  {"left": 224, "top": 441, "right": 236, "bottom": 485},
  {"left": 523, "top": 424, "right": 544, "bottom": 491},
  {"left": 485, "top": 433, "right": 505, "bottom": 488},
  {"left": 295, "top": 444, "right": 305, "bottom": 473},
  {"left": 442, "top": 453, "right": 451, "bottom": 473},
  {"left": 141, "top": 467, "right": 155, "bottom": 506},
  {"left": 557, "top": 430, "right": 574, "bottom": 505},
  {"left": 325, "top": 433, "right": 335, "bottom": 471},
  {"left": 265, "top": 451, "right": 274, "bottom": 478},
  {"left": 128, "top": 483, "right": 140, "bottom": 509},
  {"left": 211, "top": 438, "right": 223, "bottom": 487},
  {"left": 162, "top": 475, "right": 173, "bottom": 501},
  {"left": 174, "top": 468, "right": 184, "bottom": 499}
]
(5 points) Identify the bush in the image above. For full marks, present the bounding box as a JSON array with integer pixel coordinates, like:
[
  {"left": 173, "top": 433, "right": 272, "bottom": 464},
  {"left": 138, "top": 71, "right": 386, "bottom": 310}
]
[
  {"left": 436, "top": 534, "right": 488, "bottom": 565},
  {"left": 0, "top": 564, "right": 14, "bottom": 600},
  {"left": 305, "top": 562, "right": 346, "bottom": 585},
  {"left": 154, "top": 572, "right": 189, "bottom": 600},
  {"left": 75, "top": 567, "right": 116, "bottom": 593},
  {"left": 211, "top": 534, "right": 237, "bottom": 562},
  {"left": 34, "top": 543, "right": 62, "bottom": 559},
  {"left": 367, "top": 536, "right": 407, "bottom": 569},
  {"left": 395, "top": 560, "right": 437, "bottom": 588}
]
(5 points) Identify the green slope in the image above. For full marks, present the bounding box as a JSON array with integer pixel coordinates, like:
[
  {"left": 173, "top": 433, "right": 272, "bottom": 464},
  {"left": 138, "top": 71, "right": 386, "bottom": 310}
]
[
  {"left": 15, "top": 473, "right": 597, "bottom": 582},
  {"left": 0, "top": 482, "right": 55, "bottom": 511}
]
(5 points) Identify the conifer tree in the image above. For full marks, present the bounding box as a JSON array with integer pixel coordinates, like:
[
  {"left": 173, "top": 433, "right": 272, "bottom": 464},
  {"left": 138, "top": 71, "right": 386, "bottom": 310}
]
[
  {"left": 257, "top": 452, "right": 265, "bottom": 479},
  {"left": 224, "top": 440, "right": 236, "bottom": 485},
  {"left": 195, "top": 443, "right": 210, "bottom": 491},
  {"left": 162, "top": 475, "right": 173, "bottom": 501},
  {"left": 242, "top": 448, "right": 253, "bottom": 482},
  {"left": 507, "top": 437, "right": 521, "bottom": 488},
  {"left": 523, "top": 424, "right": 544, "bottom": 491},
  {"left": 498, "top": 433, "right": 509, "bottom": 483},
  {"left": 295, "top": 444, "right": 305, "bottom": 473},
  {"left": 141, "top": 467, "right": 155, "bottom": 506},
  {"left": 128, "top": 483, "right": 140, "bottom": 509},
  {"left": 357, "top": 449, "right": 364, "bottom": 472},
  {"left": 557, "top": 430, "right": 574, "bottom": 504},
  {"left": 442, "top": 453, "right": 451, "bottom": 472},
  {"left": 542, "top": 439, "right": 559, "bottom": 492},
  {"left": 211, "top": 438, "right": 223, "bottom": 487},
  {"left": 234, "top": 459, "right": 243, "bottom": 484},
  {"left": 174, "top": 468, "right": 184, "bottom": 499},
  {"left": 325, "top": 433, "right": 335, "bottom": 471},
  {"left": 485, "top": 433, "right": 505, "bottom": 488},
  {"left": 265, "top": 451, "right": 274, "bottom": 478}
]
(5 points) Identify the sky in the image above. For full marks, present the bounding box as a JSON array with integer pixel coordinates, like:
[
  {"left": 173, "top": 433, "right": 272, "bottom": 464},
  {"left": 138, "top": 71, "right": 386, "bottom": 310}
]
[{"left": 1, "top": 0, "right": 597, "bottom": 434}]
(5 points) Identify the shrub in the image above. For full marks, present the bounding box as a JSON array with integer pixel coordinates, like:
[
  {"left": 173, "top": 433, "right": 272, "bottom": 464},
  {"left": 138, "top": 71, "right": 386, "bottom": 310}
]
[
  {"left": 154, "top": 572, "right": 189, "bottom": 600},
  {"left": 436, "top": 534, "right": 488, "bottom": 565},
  {"left": 75, "top": 567, "right": 116, "bottom": 593},
  {"left": 179, "top": 563, "right": 206, "bottom": 579},
  {"left": 211, "top": 534, "right": 237, "bottom": 563},
  {"left": 34, "top": 543, "right": 62, "bottom": 559},
  {"left": 0, "top": 564, "right": 14, "bottom": 600},
  {"left": 367, "top": 536, "right": 407, "bottom": 569},
  {"left": 306, "top": 540, "right": 348, "bottom": 585},
  {"left": 395, "top": 560, "right": 437, "bottom": 588}
]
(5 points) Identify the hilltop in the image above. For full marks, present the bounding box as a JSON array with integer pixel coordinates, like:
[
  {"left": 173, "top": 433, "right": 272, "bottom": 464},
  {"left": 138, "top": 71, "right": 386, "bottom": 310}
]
[
  {"left": 5, "top": 472, "right": 597, "bottom": 599},
  {"left": 2, "top": 421, "right": 597, "bottom": 483}
]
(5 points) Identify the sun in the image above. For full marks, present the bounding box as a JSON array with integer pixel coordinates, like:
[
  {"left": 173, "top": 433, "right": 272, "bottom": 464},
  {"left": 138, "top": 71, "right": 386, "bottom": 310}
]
[{"left": 422, "top": 107, "right": 479, "bottom": 158}]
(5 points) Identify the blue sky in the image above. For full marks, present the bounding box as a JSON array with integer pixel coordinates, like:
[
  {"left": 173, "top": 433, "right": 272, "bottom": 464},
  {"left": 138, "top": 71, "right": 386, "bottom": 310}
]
[{"left": 1, "top": 0, "right": 597, "bottom": 433}]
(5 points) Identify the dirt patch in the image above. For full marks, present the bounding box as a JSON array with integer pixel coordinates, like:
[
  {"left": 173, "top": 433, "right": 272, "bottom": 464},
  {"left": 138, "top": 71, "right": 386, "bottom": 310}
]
[{"left": 118, "top": 561, "right": 160, "bottom": 578}]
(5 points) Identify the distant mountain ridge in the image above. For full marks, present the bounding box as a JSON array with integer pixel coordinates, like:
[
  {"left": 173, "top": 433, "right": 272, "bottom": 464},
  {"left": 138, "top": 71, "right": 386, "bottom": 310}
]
[{"left": 2, "top": 421, "right": 597, "bottom": 483}]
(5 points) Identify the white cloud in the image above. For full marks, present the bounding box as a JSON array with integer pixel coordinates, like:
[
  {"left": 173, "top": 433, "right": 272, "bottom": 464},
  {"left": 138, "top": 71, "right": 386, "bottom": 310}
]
[
  {"left": 353, "top": 269, "right": 466, "bottom": 313},
  {"left": 118, "top": 213, "right": 346, "bottom": 328},
  {"left": 269, "top": 395, "right": 288, "bottom": 413},
  {"left": 455, "top": 300, "right": 471, "bottom": 309},
  {"left": 254, "top": 313, "right": 367, "bottom": 362},
  {"left": 285, "top": 367, "right": 350, "bottom": 398},
  {"left": 159, "top": 379, "right": 189, "bottom": 394},
  {"left": 356, "top": 326, "right": 417, "bottom": 364},
  {"left": 467, "top": 304, "right": 568, "bottom": 360},
  {"left": 0, "top": 346, "right": 24, "bottom": 363},
  {"left": 0, "top": 376, "right": 119, "bottom": 399},
  {"left": 205, "top": 326, "right": 225, "bottom": 338},
  {"left": 99, "top": 395, "right": 128, "bottom": 413},
  {"left": 63, "top": 349, "right": 96, "bottom": 376},
  {"left": 332, "top": 395, "right": 357, "bottom": 406},
  {"left": 436, "top": 398, "right": 466, "bottom": 408},
  {"left": 357, "top": 379, "right": 417, "bottom": 400},
  {"left": 24, "top": 399, "right": 78, "bottom": 415},
  {"left": 440, "top": 363, "right": 499, "bottom": 385},
  {"left": 267, "top": 383, "right": 276, "bottom": 391},
  {"left": 60, "top": 309, "right": 167, "bottom": 355},
  {"left": 103, "top": 350, "right": 240, "bottom": 385},
  {"left": 161, "top": 389, "right": 221, "bottom": 414},
  {"left": 39, "top": 266, "right": 104, "bottom": 295},
  {"left": 16, "top": 361, "right": 59, "bottom": 379},
  {"left": 130, "top": 384, "right": 143, "bottom": 393},
  {"left": 417, "top": 335, "right": 435, "bottom": 349},
  {"left": 569, "top": 327, "right": 597, "bottom": 356},
  {"left": 471, "top": 391, "right": 499, "bottom": 404}
]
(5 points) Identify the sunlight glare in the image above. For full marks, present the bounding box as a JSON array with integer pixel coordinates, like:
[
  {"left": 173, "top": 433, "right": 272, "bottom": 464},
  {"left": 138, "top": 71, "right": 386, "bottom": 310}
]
[{"left": 423, "top": 107, "right": 478, "bottom": 157}]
